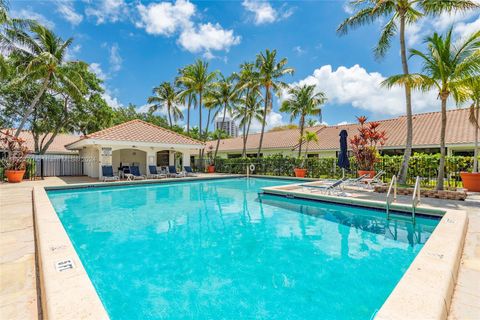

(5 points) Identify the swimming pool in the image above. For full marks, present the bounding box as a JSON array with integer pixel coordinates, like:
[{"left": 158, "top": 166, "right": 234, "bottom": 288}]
[{"left": 47, "top": 177, "right": 439, "bottom": 319}]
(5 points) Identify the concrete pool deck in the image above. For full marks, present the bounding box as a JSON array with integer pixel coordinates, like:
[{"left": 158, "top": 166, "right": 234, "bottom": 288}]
[{"left": 1, "top": 175, "right": 479, "bottom": 319}]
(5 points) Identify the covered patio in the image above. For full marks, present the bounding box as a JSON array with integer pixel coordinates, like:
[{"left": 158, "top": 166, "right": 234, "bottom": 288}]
[{"left": 65, "top": 120, "right": 204, "bottom": 179}]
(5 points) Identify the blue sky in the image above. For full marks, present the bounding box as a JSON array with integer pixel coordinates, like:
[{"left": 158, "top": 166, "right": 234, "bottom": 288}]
[{"left": 11, "top": 0, "right": 480, "bottom": 132}]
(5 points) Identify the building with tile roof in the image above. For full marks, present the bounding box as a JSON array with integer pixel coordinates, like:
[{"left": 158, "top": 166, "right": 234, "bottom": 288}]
[
  {"left": 66, "top": 119, "right": 204, "bottom": 178},
  {"left": 209, "top": 108, "right": 477, "bottom": 158},
  {"left": 0, "top": 130, "right": 80, "bottom": 155}
]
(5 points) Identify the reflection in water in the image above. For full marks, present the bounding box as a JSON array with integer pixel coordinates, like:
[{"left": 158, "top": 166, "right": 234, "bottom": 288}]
[
  {"left": 258, "top": 194, "right": 437, "bottom": 247},
  {"left": 48, "top": 178, "right": 439, "bottom": 320}
]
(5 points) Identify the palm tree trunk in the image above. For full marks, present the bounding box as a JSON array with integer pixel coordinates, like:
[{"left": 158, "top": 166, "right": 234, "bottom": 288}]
[
  {"left": 15, "top": 75, "right": 50, "bottom": 137},
  {"left": 186, "top": 95, "right": 191, "bottom": 133},
  {"left": 298, "top": 115, "right": 305, "bottom": 158},
  {"left": 205, "top": 108, "right": 211, "bottom": 139},
  {"left": 167, "top": 105, "right": 173, "bottom": 128},
  {"left": 436, "top": 95, "right": 448, "bottom": 190},
  {"left": 474, "top": 104, "right": 479, "bottom": 173},
  {"left": 241, "top": 88, "right": 250, "bottom": 158},
  {"left": 214, "top": 103, "right": 228, "bottom": 158},
  {"left": 244, "top": 117, "right": 252, "bottom": 157},
  {"left": 397, "top": 12, "right": 413, "bottom": 185},
  {"left": 257, "top": 86, "right": 270, "bottom": 158},
  {"left": 198, "top": 93, "right": 204, "bottom": 169}
]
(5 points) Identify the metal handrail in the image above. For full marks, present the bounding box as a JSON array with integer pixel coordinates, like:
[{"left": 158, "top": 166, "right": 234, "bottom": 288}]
[
  {"left": 412, "top": 176, "right": 421, "bottom": 224},
  {"left": 386, "top": 175, "right": 397, "bottom": 219}
]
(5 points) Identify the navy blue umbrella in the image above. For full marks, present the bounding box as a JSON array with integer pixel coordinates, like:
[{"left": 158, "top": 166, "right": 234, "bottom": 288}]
[{"left": 338, "top": 130, "right": 350, "bottom": 177}]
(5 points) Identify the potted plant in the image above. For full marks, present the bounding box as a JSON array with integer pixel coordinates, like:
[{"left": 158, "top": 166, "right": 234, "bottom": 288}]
[
  {"left": 206, "top": 145, "right": 215, "bottom": 173},
  {"left": 460, "top": 86, "right": 480, "bottom": 191},
  {"left": 0, "top": 130, "right": 29, "bottom": 183},
  {"left": 294, "top": 131, "right": 318, "bottom": 177},
  {"left": 350, "top": 116, "right": 387, "bottom": 178}
]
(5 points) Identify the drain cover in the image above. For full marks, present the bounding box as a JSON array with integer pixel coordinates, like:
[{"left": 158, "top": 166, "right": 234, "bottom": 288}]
[{"left": 55, "top": 259, "right": 75, "bottom": 272}]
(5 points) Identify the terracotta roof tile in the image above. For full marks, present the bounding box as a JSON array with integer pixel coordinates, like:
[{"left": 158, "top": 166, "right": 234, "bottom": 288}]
[
  {"left": 211, "top": 108, "right": 475, "bottom": 152},
  {"left": 1, "top": 130, "right": 80, "bottom": 154},
  {"left": 68, "top": 119, "right": 204, "bottom": 147}
]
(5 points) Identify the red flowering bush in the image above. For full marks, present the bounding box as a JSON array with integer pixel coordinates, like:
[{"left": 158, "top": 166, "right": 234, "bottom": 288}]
[
  {"left": 0, "top": 130, "right": 30, "bottom": 170},
  {"left": 349, "top": 116, "right": 387, "bottom": 171}
]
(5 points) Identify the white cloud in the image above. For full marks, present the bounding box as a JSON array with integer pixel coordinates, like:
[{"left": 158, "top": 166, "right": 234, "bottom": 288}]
[
  {"left": 56, "top": 1, "right": 83, "bottom": 26},
  {"left": 178, "top": 23, "right": 241, "bottom": 56},
  {"left": 109, "top": 44, "right": 123, "bottom": 72},
  {"left": 64, "top": 44, "right": 81, "bottom": 61},
  {"left": 249, "top": 110, "right": 286, "bottom": 133},
  {"left": 103, "top": 91, "right": 123, "bottom": 109},
  {"left": 89, "top": 63, "right": 107, "bottom": 80},
  {"left": 137, "top": 0, "right": 195, "bottom": 36},
  {"left": 453, "top": 15, "right": 480, "bottom": 39},
  {"left": 242, "top": 0, "right": 293, "bottom": 25},
  {"left": 85, "top": 0, "right": 128, "bottom": 24},
  {"left": 290, "top": 64, "right": 439, "bottom": 116},
  {"left": 11, "top": 9, "right": 55, "bottom": 29},
  {"left": 293, "top": 45, "right": 305, "bottom": 56},
  {"left": 337, "top": 121, "right": 351, "bottom": 125}
]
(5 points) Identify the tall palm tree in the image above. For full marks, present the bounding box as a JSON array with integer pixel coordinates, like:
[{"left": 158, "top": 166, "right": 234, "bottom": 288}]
[
  {"left": 209, "top": 74, "right": 241, "bottom": 158},
  {"left": 383, "top": 29, "right": 480, "bottom": 190},
  {"left": 235, "top": 62, "right": 259, "bottom": 157},
  {"left": 456, "top": 78, "right": 480, "bottom": 173},
  {"left": 255, "top": 49, "right": 294, "bottom": 157},
  {"left": 176, "top": 59, "right": 217, "bottom": 141},
  {"left": 337, "top": 0, "right": 478, "bottom": 184},
  {"left": 1, "top": 23, "right": 84, "bottom": 137},
  {"left": 300, "top": 130, "right": 319, "bottom": 167},
  {"left": 280, "top": 84, "right": 327, "bottom": 157},
  {"left": 233, "top": 89, "right": 264, "bottom": 157},
  {"left": 176, "top": 64, "right": 197, "bottom": 134},
  {"left": 148, "top": 82, "right": 183, "bottom": 128}
]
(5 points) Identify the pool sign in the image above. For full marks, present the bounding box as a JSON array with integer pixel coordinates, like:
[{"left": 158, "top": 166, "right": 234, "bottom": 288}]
[{"left": 55, "top": 259, "right": 75, "bottom": 272}]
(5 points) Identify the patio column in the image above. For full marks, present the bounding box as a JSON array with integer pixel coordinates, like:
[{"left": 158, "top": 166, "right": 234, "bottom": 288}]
[
  {"left": 182, "top": 151, "right": 191, "bottom": 167},
  {"left": 169, "top": 150, "right": 175, "bottom": 166},
  {"left": 146, "top": 150, "right": 156, "bottom": 174}
]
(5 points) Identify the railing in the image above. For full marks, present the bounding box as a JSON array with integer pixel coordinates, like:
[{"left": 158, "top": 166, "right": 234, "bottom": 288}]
[
  {"left": 386, "top": 175, "right": 397, "bottom": 220},
  {"left": 412, "top": 176, "right": 421, "bottom": 224}
]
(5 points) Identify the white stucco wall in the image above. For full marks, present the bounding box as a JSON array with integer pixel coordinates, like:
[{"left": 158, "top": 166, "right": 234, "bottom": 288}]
[{"left": 79, "top": 147, "right": 100, "bottom": 178}]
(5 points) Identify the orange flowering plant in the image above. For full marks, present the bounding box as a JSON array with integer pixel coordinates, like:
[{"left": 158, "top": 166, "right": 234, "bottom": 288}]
[
  {"left": 0, "top": 130, "right": 30, "bottom": 170},
  {"left": 349, "top": 116, "right": 387, "bottom": 171}
]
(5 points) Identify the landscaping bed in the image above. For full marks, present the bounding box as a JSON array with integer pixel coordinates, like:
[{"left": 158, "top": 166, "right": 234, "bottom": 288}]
[{"left": 374, "top": 185, "right": 467, "bottom": 201}]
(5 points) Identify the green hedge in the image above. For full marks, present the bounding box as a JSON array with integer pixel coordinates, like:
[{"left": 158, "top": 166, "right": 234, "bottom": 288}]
[{"left": 214, "top": 154, "right": 478, "bottom": 188}]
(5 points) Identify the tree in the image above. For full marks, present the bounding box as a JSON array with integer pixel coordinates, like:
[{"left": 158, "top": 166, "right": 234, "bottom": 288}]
[
  {"left": 280, "top": 84, "right": 326, "bottom": 157},
  {"left": 383, "top": 29, "right": 480, "bottom": 190},
  {"left": 337, "top": 0, "right": 478, "bottom": 184},
  {"left": 148, "top": 82, "right": 183, "bottom": 128},
  {"left": 233, "top": 89, "right": 263, "bottom": 157},
  {"left": 456, "top": 78, "right": 480, "bottom": 173},
  {"left": 300, "top": 130, "right": 318, "bottom": 167},
  {"left": 255, "top": 49, "right": 294, "bottom": 157},
  {"left": 1, "top": 23, "right": 84, "bottom": 137},
  {"left": 209, "top": 74, "right": 241, "bottom": 158},
  {"left": 269, "top": 124, "right": 298, "bottom": 132},
  {"left": 176, "top": 64, "right": 197, "bottom": 134}
]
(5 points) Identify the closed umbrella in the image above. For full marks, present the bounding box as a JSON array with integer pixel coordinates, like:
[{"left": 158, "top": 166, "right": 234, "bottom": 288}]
[{"left": 338, "top": 130, "right": 350, "bottom": 179}]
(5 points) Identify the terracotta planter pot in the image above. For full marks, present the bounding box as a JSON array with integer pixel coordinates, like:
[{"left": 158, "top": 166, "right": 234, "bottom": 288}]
[
  {"left": 5, "top": 170, "right": 26, "bottom": 183},
  {"left": 294, "top": 168, "right": 307, "bottom": 178},
  {"left": 358, "top": 170, "right": 375, "bottom": 179},
  {"left": 460, "top": 172, "right": 480, "bottom": 192},
  {"left": 207, "top": 165, "right": 215, "bottom": 173}
]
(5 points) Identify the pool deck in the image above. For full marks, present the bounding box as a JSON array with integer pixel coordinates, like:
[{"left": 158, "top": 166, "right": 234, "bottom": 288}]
[{"left": 0, "top": 175, "right": 479, "bottom": 319}]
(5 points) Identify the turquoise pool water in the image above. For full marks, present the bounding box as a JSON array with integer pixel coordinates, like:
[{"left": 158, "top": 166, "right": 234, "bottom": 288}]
[{"left": 47, "top": 178, "right": 439, "bottom": 320}]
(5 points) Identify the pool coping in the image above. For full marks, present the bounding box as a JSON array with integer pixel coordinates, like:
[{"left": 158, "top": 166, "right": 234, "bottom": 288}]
[{"left": 261, "top": 185, "right": 468, "bottom": 319}]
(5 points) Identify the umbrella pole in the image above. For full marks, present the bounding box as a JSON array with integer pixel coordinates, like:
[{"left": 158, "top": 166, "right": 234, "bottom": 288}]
[{"left": 342, "top": 168, "right": 345, "bottom": 179}]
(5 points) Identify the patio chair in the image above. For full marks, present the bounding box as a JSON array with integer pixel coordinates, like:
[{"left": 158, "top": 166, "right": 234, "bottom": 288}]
[
  {"left": 125, "top": 166, "right": 146, "bottom": 181},
  {"left": 183, "top": 166, "right": 197, "bottom": 177},
  {"left": 102, "top": 165, "right": 119, "bottom": 182},
  {"left": 301, "top": 179, "right": 346, "bottom": 195},
  {"left": 148, "top": 165, "right": 166, "bottom": 179},
  {"left": 344, "top": 174, "right": 369, "bottom": 187},
  {"left": 363, "top": 170, "right": 385, "bottom": 189},
  {"left": 167, "top": 165, "right": 185, "bottom": 178}
]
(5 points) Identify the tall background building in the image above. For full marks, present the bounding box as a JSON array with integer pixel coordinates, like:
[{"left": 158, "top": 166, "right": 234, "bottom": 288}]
[{"left": 215, "top": 116, "right": 239, "bottom": 137}]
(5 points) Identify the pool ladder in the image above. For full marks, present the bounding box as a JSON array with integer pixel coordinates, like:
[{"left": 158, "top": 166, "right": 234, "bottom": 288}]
[{"left": 386, "top": 175, "right": 420, "bottom": 224}]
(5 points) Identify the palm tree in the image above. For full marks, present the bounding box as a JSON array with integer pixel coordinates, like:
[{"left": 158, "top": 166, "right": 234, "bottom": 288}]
[
  {"left": 280, "top": 84, "right": 327, "bottom": 157},
  {"left": 255, "top": 49, "right": 294, "bottom": 157},
  {"left": 382, "top": 29, "right": 480, "bottom": 190},
  {"left": 1, "top": 23, "right": 84, "bottom": 137},
  {"left": 300, "top": 130, "right": 318, "bottom": 167},
  {"left": 176, "top": 59, "right": 217, "bottom": 141},
  {"left": 148, "top": 82, "right": 183, "bottom": 128},
  {"left": 176, "top": 64, "right": 197, "bottom": 134},
  {"left": 233, "top": 89, "right": 264, "bottom": 157},
  {"left": 208, "top": 74, "right": 241, "bottom": 158},
  {"left": 456, "top": 78, "right": 480, "bottom": 173},
  {"left": 0, "top": 0, "right": 8, "bottom": 25},
  {"left": 337, "top": 0, "right": 478, "bottom": 184}
]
